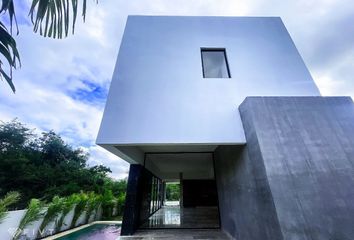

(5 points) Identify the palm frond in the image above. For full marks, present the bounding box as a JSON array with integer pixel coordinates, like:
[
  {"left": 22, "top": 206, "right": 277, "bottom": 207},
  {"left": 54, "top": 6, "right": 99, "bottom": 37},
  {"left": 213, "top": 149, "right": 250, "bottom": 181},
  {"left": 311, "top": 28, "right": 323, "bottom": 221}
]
[
  {"left": 84, "top": 192, "right": 100, "bottom": 223},
  {"left": 0, "top": 0, "right": 20, "bottom": 92},
  {"left": 70, "top": 192, "right": 88, "bottom": 228},
  {"left": 0, "top": 0, "right": 18, "bottom": 34},
  {"left": 0, "top": 191, "right": 20, "bottom": 223},
  {"left": 0, "top": 21, "right": 21, "bottom": 93},
  {"left": 13, "top": 199, "right": 44, "bottom": 240},
  {"left": 37, "top": 196, "right": 64, "bottom": 238},
  {"left": 29, "top": 0, "right": 89, "bottom": 39},
  {"left": 55, "top": 194, "right": 78, "bottom": 232}
]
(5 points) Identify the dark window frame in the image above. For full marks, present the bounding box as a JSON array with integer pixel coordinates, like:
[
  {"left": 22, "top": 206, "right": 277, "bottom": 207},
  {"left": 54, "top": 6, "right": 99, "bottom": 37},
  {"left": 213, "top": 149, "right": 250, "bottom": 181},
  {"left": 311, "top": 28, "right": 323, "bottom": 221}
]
[{"left": 200, "top": 48, "right": 231, "bottom": 78}]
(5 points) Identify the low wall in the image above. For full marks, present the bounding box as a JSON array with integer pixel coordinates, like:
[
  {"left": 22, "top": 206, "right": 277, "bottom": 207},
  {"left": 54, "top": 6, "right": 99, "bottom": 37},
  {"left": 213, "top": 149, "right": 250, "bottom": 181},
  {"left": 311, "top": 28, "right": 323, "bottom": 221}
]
[{"left": 0, "top": 205, "right": 107, "bottom": 240}]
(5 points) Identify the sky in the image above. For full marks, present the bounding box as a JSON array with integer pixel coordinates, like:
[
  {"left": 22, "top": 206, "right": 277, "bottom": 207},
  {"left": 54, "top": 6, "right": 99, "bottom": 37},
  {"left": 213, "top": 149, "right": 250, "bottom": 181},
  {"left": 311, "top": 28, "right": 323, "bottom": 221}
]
[{"left": 0, "top": 0, "right": 353, "bottom": 179}]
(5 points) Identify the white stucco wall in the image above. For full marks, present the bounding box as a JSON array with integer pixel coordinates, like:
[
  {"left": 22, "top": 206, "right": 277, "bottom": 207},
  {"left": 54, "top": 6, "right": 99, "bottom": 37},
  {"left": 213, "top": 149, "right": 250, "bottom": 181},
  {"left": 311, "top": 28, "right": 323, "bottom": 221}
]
[
  {"left": 0, "top": 209, "right": 26, "bottom": 240},
  {"left": 59, "top": 208, "right": 75, "bottom": 232},
  {"left": 97, "top": 16, "right": 320, "bottom": 162}
]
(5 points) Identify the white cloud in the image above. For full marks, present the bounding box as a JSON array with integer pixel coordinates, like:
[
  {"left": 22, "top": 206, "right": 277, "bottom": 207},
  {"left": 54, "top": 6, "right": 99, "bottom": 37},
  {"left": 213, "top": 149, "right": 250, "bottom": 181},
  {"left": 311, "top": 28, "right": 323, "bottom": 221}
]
[
  {"left": 86, "top": 145, "right": 129, "bottom": 180},
  {"left": 1, "top": 0, "right": 353, "bottom": 179}
]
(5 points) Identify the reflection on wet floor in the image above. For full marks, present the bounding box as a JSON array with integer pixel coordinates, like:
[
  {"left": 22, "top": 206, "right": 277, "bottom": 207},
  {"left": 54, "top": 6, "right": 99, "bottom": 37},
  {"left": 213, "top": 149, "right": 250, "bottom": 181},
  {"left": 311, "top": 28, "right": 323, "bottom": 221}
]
[{"left": 140, "top": 206, "right": 220, "bottom": 229}]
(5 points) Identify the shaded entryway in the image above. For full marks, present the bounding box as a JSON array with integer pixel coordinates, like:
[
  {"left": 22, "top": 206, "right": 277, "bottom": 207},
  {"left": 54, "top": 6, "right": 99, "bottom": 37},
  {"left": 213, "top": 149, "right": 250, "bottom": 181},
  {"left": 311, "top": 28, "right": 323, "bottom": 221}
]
[{"left": 121, "top": 152, "right": 221, "bottom": 235}]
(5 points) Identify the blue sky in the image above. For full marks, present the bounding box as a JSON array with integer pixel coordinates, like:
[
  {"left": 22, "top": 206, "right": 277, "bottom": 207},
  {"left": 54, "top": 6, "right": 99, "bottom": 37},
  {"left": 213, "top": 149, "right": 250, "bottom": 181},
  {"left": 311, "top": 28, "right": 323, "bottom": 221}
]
[{"left": 0, "top": 0, "right": 353, "bottom": 179}]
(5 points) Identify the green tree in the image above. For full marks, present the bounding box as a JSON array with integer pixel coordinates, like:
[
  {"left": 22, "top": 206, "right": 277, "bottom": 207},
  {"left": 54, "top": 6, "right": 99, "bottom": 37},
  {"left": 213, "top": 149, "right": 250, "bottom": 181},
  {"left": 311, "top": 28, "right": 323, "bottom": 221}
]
[
  {"left": 0, "top": 119, "right": 126, "bottom": 209},
  {"left": 166, "top": 183, "right": 180, "bottom": 201},
  {"left": 0, "top": 0, "right": 93, "bottom": 92}
]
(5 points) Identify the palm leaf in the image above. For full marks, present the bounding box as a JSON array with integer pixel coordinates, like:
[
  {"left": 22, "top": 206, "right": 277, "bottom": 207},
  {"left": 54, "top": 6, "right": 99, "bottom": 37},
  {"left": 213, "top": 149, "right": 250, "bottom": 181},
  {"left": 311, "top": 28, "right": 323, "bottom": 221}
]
[
  {"left": 29, "top": 0, "right": 89, "bottom": 39},
  {"left": 0, "top": 0, "right": 18, "bottom": 34},
  {"left": 70, "top": 192, "right": 88, "bottom": 228},
  {"left": 0, "top": 0, "right": 95, "bottom": 92},
  {"left": 13, "top": 199, "right": 44, "bottom": 240},
  {"left": 84, "top": 192, "right": 100, "bottom": 223},
  {"left": 0, "top": 191, "right": 20, "bottom": 223},
  {"left": 37, "top": 196, "right": 64, "bottom": 238},
  {"left": 0, "top": 20, "right": 20, "bottom": 92},
  {"left": 55, "top": 194, "right": 78, "bottom": 232},
  {"left": 0, "top": 0, "right": 20, "bottom": 92}
]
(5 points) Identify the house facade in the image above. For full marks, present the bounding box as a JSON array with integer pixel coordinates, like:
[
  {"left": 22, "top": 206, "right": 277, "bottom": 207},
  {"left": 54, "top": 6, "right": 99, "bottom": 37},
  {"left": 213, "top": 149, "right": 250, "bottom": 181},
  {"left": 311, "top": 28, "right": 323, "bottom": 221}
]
[{"left": 97, "top": 16, "right": 354, "bottom": 239}]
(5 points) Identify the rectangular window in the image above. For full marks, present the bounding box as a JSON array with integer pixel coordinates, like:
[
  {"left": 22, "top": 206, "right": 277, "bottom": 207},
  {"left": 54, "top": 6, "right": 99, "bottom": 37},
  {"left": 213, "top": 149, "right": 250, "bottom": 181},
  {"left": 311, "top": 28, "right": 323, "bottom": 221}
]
[{"left": 201, "top": 48, "right": 230, "bottom": 78}]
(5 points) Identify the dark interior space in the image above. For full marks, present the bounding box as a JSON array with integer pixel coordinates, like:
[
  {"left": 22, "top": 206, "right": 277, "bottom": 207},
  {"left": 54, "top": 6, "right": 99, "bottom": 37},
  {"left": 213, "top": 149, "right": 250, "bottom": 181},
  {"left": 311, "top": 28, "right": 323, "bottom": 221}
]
[{"left": 182, "top": 179, "right": 218, "bottom": 207}]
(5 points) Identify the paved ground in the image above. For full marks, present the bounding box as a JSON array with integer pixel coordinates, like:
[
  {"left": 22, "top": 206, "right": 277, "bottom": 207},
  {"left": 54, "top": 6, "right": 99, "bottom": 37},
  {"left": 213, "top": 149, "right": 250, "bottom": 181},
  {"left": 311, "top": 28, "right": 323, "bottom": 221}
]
[
  {"left": 118, "top": 229, "right": 231, "bottom": 239},
  {"left": 140, "top": 206, "right": 220, "bottom": 229},
  {"left": 119, "top": 206, "right": 225, "bottom": 239}
]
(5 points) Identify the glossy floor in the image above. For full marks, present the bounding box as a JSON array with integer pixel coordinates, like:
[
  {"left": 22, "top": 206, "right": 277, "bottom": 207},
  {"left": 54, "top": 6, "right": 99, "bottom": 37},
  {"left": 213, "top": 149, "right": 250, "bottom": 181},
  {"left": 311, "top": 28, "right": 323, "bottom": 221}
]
[
  {"left": 140, "top": 206, "right": 220, "bottom": 229},
  {"left": 118, "top": 229, "right": 230, "bottom": 239}
]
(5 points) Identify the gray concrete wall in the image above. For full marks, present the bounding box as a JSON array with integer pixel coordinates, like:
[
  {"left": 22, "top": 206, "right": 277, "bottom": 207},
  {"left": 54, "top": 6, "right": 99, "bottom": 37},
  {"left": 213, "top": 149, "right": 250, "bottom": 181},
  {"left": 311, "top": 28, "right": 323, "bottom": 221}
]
[
  {"left": 238, "top": 97, "right": 354, "bottom": 240},
  {"left": 215, "top": 145, "right": 283, "bottom": 240}
]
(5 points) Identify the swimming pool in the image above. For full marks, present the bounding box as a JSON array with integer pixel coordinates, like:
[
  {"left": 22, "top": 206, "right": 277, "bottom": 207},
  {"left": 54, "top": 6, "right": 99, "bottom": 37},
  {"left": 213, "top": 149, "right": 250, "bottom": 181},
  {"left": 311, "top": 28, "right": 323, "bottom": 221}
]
[{"left": 55, "top": 223, "right": 121, "bottom": 240}]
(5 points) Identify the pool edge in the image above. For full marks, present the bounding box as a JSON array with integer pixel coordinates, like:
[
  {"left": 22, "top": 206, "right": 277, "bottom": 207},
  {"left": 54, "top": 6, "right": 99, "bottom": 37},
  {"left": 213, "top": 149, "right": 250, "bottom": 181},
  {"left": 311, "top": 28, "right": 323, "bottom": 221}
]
[{"left": 42, "top": 221, "right": 122, "bottom": 240}]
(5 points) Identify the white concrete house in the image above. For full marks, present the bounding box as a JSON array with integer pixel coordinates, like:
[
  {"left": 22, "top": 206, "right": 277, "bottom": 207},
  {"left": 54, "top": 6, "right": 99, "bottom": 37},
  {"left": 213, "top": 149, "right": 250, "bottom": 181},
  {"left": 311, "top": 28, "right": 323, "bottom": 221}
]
[{"left": 97, "top": 16, "right": 354, "bottom": 239}]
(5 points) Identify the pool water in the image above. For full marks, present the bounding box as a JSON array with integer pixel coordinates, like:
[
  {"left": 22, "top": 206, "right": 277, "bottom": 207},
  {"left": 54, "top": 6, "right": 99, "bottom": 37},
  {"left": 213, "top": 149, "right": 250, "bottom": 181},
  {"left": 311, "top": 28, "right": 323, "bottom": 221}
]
[{"left": 56, "top": 224, "right": 121, "bottom": 240}]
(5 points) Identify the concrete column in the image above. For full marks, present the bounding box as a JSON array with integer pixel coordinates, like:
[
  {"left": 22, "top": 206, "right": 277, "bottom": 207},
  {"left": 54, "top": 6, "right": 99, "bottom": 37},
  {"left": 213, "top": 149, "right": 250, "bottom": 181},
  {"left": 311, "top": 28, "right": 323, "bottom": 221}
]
[{"left": 179, "top": 172, "right": 183, "bottom": 207}]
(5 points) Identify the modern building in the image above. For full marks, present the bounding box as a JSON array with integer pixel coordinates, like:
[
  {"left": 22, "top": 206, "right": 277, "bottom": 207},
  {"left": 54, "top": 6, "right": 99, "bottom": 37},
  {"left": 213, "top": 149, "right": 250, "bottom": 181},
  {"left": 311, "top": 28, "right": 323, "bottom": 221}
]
[{"left": 97, "top": 16, "right": 354, "bottom": 239}]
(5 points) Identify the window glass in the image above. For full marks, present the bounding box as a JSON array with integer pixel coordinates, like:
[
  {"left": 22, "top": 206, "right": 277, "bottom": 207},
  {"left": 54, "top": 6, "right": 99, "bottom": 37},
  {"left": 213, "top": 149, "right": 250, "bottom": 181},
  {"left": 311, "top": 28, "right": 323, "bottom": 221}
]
[{"left": 201, "top": 49, "right": 230, "bottom": 78}]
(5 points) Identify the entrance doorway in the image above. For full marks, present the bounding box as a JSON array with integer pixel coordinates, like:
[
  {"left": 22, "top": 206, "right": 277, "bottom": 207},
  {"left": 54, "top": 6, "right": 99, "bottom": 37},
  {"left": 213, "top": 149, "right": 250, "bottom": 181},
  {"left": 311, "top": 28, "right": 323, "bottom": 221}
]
[
  {"left": 165, "top": 181, "right": 180, "bottom": 206},
  {"left": 139, "top": 152, "right": 220, "bottom": 229}
]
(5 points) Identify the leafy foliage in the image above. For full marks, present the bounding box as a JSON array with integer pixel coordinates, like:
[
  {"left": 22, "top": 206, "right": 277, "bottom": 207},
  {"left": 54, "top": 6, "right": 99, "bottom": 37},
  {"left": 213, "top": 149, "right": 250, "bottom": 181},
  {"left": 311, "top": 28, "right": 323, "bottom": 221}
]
[
  {"left": 166, "top": 183, "right": 180, "bottom": 201},
  {"left": 29, "top": 0, "right": 89, "bottom": 39},
  {"left": 0, "top": 119, "right": 128, "bottom": 236},
  {"left": 0, "top": 191, "right": 20, "bottom": 223},
  {"left": 37, "top": 196, "right": 64, "bottom": 238},
  {"left": 101, "top": 190, "right": 116, "bottom": 219},
  {"left": 84, "top": 192, "right": 100, "bottom": 223},
  {"left": 0, "top": 119, "right": 123, "bottom": 209},
  {"left": 0, "top": 0, "right": 93, "bottom": 92},
  {"left": 55, "top": 194, "right": 77, "bottom": 232},
  {"left": 1, "top": 190, "right": 126, "bottom": 238},
  {"left": 70, "top": 192, "right": 88, "bottom": 228},
  {"left": 13, "top": 198, "right": 44, "bottom": 240},
  {"left": 115, "top": 191, "right": 126, "bottom": 217}
]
